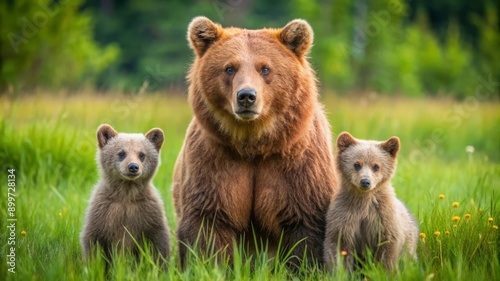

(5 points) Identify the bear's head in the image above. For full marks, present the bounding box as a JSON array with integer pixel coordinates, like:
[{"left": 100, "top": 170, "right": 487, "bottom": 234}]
[
  {"left": 187, "top": 17, "right": 317, "bottom": 147},
  {"left": 96, "top": 124, "right": 164, "bottom": 183},
  {"left": 336, "top": 132, "right": 400, "bottom": 192}
]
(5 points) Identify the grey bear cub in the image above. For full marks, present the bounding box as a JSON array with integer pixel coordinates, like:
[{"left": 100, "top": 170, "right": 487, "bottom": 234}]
[
  {"left": 80, "top": 124, "right": 170, "bottom": 266},
  {"left": 324, "top": 132, "right": 418, "bottom": 273}
]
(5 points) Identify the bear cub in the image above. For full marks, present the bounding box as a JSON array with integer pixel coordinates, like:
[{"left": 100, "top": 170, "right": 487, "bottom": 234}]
[
  {"left": 80, "top": 124, "right": 170, "bottom": 266},
  {"left": 324, "top": 132, "right": 418, "bottom": 273}
]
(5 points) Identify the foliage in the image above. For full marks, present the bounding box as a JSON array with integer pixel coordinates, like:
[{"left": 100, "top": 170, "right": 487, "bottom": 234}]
[
  {"left": 81, "top": 0, "right": 220, "bottom": 91},
  {"left": 0, "top": 0, "right": 119, "bottom": 92},
  {"left": 304, "top": 0, "right": 494, "bottom": 98},
  {"left": 0, "top": 0, "right": 498, "bottom": 97},
  {"left": 471, "top": 4, "right": 500, "bottom": 90}
]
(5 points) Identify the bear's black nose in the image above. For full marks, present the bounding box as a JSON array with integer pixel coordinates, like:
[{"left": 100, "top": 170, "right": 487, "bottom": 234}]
[
  {"left": 237, "top": 89, "right": 257, "bottom": 108},
  {"left": 360, "top": 179, "right": 371, "bottom": 188},
  {"left": 128, "top": 163, "right": 139, "bottom": 173}
]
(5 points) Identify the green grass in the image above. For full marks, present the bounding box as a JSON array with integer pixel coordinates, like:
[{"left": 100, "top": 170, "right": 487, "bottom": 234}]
[{"left": 0, "top": 92, "right": 498, "bottom": 280}]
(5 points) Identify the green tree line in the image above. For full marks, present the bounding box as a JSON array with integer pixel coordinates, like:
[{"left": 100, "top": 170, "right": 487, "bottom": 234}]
[{"left": 1, "top": 0, "right": 498, "bottom": 98}]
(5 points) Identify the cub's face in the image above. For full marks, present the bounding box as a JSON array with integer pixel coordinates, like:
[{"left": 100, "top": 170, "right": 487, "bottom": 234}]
[
  {"left": 187, "top": 17, "right": 313, "bottom": 123},
  {"left": 336, "top": 132, "right": 400, "bottom": 192},
  {"left": 96, "top": 124, "right": 164, "bottom": 182}
]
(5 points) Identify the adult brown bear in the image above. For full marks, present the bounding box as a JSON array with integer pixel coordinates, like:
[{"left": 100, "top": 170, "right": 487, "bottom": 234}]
[{"left": 173, "top": 16, "right": 337, "bottom": 268}]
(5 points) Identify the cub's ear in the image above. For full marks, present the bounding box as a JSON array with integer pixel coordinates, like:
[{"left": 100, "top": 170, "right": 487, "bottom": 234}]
[
  {"left": 188, "top": 16, "right": 223, "bottom": 57},
  {"left": 278, "top": 19, "right": 313, "bottom": 57},
  {"left": 380, "top": 136, "right": 400, "bottom": 158},
  {"left": 337, "top": 132, "right": 357, "bottom": 153},
  {"left": 97, "top": 124, "right": 118, "bottom": 149},
  {"left": 145, "top": 128, "right": 164, "bottom": 151}
]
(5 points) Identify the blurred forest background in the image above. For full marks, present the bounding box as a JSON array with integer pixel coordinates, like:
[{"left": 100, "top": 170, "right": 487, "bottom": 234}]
[{"left": 1, "top": 0, "right": 498, "bottom": 98}]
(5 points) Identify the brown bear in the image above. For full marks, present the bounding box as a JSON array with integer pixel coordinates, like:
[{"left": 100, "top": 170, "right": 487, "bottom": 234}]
[
  {"left": 172, "top": 17, "right": 337, "bottom": 268},
  {"left": 324, "top": 132, "right": 419, "bottom": 273},
  {"left": 81, "top": 124, "right": 170, "bottom": 268}
]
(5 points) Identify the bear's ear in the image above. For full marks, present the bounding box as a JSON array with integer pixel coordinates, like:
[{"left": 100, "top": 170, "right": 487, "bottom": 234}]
[
  {"left": 337, "top": 132, "right": 357, "bottom": 153},
  {"left": 380, "top": 136, "right": 400, "bottom": 158},
  {"left": 97, "top": 124, "right": 118, "bottom": 149},
  {"left": 278, "top": 19, "right": 314, "bottom": 57},
  {"left": 188, "top": 16, "right": 223, "bottom": 57},
  {"left": 145, "top": 128, "right": 164, "bottom": 151}
]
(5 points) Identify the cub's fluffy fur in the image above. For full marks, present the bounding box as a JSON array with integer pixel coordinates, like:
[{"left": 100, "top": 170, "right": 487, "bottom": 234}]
[
  {"left": 80, "top": 124, "right": 170, "bottom": 266},
  {"left": 324, "top": 132, "right": 418, "bottom": 272}
]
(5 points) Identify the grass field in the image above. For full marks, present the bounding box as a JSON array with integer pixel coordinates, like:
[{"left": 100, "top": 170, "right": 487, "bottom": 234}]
[{"left": 0, "top": 92, "right": 499, "bottom": 280}]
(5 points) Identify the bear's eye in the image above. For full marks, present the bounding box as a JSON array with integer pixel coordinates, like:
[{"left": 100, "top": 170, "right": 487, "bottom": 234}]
[
  {"left": 373, "top": 164, "right": 379, "bottom": 172},
  {"left": 225, "top": 66, "right": 235, "bottom": 75},
  {"left": 260, "top": 66, "right": 270, "bottom": 76},
  {"left": 118, "top": 150, "right": 126, "bottom": 161},
  {"left": 354, "top": 163, "right": 362, "bottom": 171},
  {"left": 139, "top": 152, "right": 145, "bottom": 162}
]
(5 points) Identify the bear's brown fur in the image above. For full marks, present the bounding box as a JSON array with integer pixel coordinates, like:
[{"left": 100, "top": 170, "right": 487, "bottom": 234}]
[
  {"left": 173, "top": 17, "right": 337, "bottom": 268},
  {"left": 324, "top": 132, "right": 418, "bottom": 273},
  {"left": 81, "top": 124, "right": 170, "bottom": 267}
]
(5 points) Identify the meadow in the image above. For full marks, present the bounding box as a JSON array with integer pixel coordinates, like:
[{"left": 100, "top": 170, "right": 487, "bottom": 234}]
[{"left": 0, "top": 92, "right": 499, "bottom": 280}]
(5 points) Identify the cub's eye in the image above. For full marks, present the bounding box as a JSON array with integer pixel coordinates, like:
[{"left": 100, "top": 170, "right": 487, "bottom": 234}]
[
  {"left": 354, "top": 163, "right": 362, "bottom": 171},
  {"left": 139, "top": 152, "right": 145, "bottom": 161},
  {"left": 260, "top": 66, "right": 270, "bottom": 76},
  {"left": 225, "top": 66, "right": 235, "bottom": 75},
  {"left": 373, "top": 164, "right": 380, "bottom": 172},
  {"left": 118, "top": 150, "right": 126, "bottom": 161}
]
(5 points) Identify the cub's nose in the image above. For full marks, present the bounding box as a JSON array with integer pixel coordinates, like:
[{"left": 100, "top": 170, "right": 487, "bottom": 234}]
[
  {"left": 128, "top": 163, "right": 139, "bottom": 174},
  {"left": 237, "top": 89, "right": 257, "bottom": 108},
  {"left": 360, "top": 179, "right": 371, "bottom": 188}
]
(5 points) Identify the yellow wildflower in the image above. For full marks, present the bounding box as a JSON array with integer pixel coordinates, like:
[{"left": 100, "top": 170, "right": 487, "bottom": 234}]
[
  {"left": 21, "top": 230, "right": 26, "bottom": 236},
  {"left": 452, "top": 216, "right": 461, "bottom": 222},
  {"left": 488, "top": 218, "right": 494, "bottom": 223},
  {"left": 445, "top": 231, "right": 450, "bottom": 236},
  {"left": 464, "top": 214, "right": 471, "bottom": 219},
  {"left": 419, "top": 233, "right": 426, "bottom": 239},
  {"left": 452, "top": 202, "right": 459, "bottom": 208},
  {"left": 493, "top": 225, "right": 498, "bottom": 230},
  {"left": 439, "top": 194, "right": 445, "bottom": 199},
  {"left": 433, "top": 231, "right": 441, "bottom": 237}
]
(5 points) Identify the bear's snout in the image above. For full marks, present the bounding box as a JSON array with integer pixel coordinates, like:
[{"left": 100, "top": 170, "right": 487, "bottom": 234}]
[
  {"left": 128, "top": 163, "right": 139, "bottom": 174},
  {"left": 360, "top": 178, "right": 371, "bottom": 189},
  {"left": 236, "top": 88, "right": 257, "bottom": 108}
]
